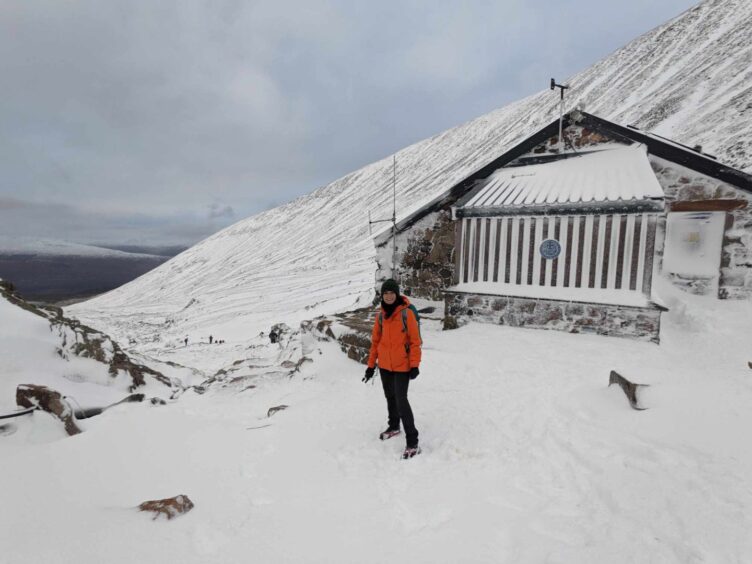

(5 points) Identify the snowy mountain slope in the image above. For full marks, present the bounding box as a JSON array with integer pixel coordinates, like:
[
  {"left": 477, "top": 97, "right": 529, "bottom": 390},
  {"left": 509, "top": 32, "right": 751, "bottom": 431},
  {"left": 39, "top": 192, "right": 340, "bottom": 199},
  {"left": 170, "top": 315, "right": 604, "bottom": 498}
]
[
  {"left": 69, "top": 0, "right": 752, "bottom": 366},
  {"left": 5, "top": 279, "right": 752, "bottom": 563}
]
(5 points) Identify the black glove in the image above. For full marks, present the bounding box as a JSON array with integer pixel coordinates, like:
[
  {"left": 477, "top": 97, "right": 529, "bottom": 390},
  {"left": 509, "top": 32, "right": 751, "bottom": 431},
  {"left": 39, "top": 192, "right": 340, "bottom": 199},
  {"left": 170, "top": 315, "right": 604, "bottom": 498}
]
[
  {"left": 409, "top": 367, "right": 420, "bottom": 380},
  {"left": 363, "top": 367, "right": 375, "bottom": 383}
]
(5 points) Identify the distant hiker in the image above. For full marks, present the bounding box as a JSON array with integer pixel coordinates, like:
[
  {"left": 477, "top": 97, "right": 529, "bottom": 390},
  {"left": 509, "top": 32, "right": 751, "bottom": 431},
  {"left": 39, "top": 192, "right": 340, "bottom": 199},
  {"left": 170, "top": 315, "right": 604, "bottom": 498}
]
[
  {"left": 269, "top": 329, "right": 279, "bottom": 344},
  {"left": 184, "top": 337, "right": 188, "bottom": 347},
  {"left": 363, "top": 279, "right": 422, "bottom": 459},
  {"left": 209, "top": 335, "right": 213, "bottom": 344}
]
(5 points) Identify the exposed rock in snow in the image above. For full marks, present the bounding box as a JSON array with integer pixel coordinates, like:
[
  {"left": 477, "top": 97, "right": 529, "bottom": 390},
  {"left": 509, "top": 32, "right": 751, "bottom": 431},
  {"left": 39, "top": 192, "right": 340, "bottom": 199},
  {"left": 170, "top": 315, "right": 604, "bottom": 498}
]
[
  {"left": 138, "top": 495, "right": 194, "bottom": 521},
  {"left": 608, "top": 370, "right": 649, "bottom": 410},
  {"left": 15, "top": 385, "right": 82, "bottom": 436},
  {"left": 266, "top": 405, "right": 288, "bottom": 418}
]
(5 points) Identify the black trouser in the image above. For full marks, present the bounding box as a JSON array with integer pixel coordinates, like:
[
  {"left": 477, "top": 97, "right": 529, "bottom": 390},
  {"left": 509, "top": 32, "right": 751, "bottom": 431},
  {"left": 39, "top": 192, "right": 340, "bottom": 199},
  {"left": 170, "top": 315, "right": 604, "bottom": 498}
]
[{"left": 380, "top": 368, "right": 418, "bottom": 447}]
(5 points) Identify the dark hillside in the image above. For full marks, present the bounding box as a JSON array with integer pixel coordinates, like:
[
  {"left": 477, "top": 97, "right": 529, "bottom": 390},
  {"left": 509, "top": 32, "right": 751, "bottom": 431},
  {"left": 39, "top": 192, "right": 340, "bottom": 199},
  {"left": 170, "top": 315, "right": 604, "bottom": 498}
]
[{"left": 0, "top": 254, "right": 170, "bottom": 303}]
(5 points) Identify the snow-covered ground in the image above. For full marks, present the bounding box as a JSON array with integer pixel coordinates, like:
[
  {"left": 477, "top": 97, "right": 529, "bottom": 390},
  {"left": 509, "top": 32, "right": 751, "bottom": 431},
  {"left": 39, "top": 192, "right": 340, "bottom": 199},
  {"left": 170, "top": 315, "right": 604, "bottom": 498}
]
[{"left": 3, "top": 278, "right": 752, "bottom": 563}]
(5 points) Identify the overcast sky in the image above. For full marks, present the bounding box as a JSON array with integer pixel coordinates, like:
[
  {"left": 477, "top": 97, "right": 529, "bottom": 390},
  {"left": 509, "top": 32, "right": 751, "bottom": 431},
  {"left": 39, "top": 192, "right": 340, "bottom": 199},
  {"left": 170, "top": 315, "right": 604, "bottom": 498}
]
[{"left": 0, "top": 0, "right": 698, "bottom": 247}]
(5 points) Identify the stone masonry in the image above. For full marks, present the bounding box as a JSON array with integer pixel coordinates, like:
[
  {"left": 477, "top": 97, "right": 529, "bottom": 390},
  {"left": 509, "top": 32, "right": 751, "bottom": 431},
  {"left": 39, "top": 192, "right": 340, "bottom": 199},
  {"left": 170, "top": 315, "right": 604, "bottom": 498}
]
[
  {"left": 510, "top": 124, "right": 622, "bottom": 162},
  {"left": 444, "top": 291, "right": 663, "bottom": 344},
  {"left": 376, "top": 208, "right": 456, "bottom": 300}
]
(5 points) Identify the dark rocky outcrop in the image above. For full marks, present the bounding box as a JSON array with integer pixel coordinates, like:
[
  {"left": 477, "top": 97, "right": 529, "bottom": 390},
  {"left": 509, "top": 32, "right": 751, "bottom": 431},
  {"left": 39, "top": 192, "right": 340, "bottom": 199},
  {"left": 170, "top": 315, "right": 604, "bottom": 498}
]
[{"left": 329, "top": 308, "right": 377, "bottom": 365}]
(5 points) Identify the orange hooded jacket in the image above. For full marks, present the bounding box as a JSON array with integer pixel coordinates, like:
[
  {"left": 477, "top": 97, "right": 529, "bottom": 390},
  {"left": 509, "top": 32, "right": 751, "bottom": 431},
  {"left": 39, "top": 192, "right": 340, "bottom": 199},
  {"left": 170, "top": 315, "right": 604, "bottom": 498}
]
[{"left": 367, "top": 296, "right": 421, "bottom": 372}]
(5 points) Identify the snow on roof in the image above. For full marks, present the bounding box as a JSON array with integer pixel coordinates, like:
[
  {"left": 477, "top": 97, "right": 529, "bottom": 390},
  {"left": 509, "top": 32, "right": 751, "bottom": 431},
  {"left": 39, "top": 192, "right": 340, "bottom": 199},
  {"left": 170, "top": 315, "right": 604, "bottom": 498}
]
[{"left": 458, "top": 144, "right": 664, "bottom": 213}]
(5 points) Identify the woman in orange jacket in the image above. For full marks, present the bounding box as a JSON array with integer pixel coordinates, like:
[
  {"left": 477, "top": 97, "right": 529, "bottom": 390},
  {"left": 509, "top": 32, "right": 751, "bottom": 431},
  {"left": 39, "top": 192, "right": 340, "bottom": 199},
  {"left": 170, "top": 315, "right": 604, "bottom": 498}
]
[{"left": 363, "top": 279, "right": 422, "bottom": 459}]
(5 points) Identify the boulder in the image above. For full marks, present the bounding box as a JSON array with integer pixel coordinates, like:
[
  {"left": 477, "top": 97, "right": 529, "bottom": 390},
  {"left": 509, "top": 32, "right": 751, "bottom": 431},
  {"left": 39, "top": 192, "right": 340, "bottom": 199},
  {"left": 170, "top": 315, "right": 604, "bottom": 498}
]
[
  {"left": 138, "top": 495, "right": 194, "bottom": 520},
  {"left": 16, "top": 384, "right": 82, "bottom": 436}
]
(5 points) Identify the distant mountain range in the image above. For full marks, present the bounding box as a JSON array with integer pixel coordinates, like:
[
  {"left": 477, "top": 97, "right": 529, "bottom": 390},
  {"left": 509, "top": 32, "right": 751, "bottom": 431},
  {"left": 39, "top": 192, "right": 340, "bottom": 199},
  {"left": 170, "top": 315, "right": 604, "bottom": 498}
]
[
  {"left": 0, "top": 237, "right": 167, "bottom": 259},
  {"left": 70, "top": 0, "right": 752, "bottom": 347},
  {"left": 0, "top": 238, "right": 186, "bottom": 303}
]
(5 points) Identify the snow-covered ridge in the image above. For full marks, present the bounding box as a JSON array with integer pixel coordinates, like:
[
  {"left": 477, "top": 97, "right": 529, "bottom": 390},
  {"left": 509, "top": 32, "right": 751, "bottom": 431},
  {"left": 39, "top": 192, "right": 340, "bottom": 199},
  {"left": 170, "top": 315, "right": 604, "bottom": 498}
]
[
  {"left": 0, "top": 236, "right": 163, "bottom": 259},
  {"left": 69, "top": 0, "right": 752, "bottom": 365}
]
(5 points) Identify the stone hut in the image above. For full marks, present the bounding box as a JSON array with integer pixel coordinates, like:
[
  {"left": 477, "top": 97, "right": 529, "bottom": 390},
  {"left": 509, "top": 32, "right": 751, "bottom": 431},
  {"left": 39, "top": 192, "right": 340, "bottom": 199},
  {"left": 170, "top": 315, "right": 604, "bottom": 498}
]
[{"left": 373, "top": 110, "right": 752, "bottom": 343}]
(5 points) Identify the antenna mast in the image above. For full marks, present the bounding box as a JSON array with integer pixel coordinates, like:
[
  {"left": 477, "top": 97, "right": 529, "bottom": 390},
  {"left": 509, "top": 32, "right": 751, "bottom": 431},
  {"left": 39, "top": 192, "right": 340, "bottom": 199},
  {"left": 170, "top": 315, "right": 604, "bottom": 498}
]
[
  {"left": 391, "top": 155, "right": 397, "bottom": 279},
  {"left": 550, "top": 78, "right": 570, "bottom": 151},
  {"left": 367, "top": 155, "right": 399, "bottom": 279}
]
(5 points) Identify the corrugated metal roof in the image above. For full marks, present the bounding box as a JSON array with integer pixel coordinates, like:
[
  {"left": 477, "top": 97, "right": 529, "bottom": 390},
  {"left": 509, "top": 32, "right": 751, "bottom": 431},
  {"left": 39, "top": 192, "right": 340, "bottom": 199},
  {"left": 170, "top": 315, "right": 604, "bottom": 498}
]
[{"left": 457, "top": 144, "right": 664, "bottom": 214}]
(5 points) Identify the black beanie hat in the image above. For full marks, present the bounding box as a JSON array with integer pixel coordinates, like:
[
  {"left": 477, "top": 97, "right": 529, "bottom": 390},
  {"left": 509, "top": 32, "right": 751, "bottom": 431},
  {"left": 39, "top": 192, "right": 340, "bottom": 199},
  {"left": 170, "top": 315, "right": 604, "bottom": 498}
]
[{"left": 381, "top": 278, "right": 400, "bottom": 295}]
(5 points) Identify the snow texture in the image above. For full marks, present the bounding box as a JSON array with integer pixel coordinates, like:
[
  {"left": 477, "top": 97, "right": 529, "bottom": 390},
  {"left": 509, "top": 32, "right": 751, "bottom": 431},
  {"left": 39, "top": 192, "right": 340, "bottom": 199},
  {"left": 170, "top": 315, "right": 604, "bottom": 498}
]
[
  {"left": 3, "top": 277, "right": 752, "bottom": 562},
  {"left": 461, "top": 144, "right": 665, "bottom": 209}
]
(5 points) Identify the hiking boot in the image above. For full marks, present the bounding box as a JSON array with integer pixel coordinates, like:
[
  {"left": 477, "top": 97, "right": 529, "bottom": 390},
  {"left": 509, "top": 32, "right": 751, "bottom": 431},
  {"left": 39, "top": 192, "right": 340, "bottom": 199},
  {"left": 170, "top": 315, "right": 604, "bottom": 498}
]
[
  {"left": 402, "top": 446, "right": 421, "bottom": 459},
  {"left": 379, "top": 428, "right": 401, "bottom": 441}
]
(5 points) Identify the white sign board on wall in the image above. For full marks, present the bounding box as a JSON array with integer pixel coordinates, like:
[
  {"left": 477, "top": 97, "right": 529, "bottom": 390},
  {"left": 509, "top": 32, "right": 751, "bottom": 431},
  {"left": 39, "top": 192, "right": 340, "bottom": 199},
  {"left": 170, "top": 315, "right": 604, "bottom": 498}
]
[{"left": 662, "top": 211, "right": 725, "bottom": 277}]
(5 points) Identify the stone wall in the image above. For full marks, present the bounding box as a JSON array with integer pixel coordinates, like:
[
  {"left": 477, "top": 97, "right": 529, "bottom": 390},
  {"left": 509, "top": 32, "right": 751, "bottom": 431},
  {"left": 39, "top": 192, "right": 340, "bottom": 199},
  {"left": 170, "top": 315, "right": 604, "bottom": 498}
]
[
  {"left": 509, "top": 124, "right": 625, "bottom": 162},
  {"left": 650, "top": 156, "right": 752, "bottom": 299},
  {"left": 375, "top": 208, "right": 456, "bottom": 300},
  {"left": 444, "top": 291, "right": 663, "bottom": 344}
]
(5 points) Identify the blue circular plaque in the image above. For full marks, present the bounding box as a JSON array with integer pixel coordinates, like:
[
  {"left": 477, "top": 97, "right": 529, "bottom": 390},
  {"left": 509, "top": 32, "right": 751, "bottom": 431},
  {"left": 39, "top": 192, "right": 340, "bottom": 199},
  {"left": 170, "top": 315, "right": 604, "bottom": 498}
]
[{"left": 539, "top": 239, "right": 561, "bottom": 260}]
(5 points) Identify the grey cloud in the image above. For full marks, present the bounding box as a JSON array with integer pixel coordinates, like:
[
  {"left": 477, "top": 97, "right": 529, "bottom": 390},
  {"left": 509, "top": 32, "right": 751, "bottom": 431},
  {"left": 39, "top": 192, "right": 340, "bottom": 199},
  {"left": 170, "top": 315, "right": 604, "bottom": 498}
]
[
  {"left": 0, "top": 198, "right": 228, "bottom": 246},
  {"left": 208, "top": 201, "right": 235, "bottom": 221}
]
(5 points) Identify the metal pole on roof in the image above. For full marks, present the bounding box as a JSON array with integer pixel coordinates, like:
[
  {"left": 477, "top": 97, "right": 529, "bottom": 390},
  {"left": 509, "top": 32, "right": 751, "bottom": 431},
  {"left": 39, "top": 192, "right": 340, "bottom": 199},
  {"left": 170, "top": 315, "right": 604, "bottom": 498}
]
[
  {"left": 367, "top": 155, "right": 399, "bottom": 280},
  {"left": 392, "top": 155, "right": 397, "bottom": 280},
  {"left": 550, "top": 78, "right": 570, "bottom": 151}
]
